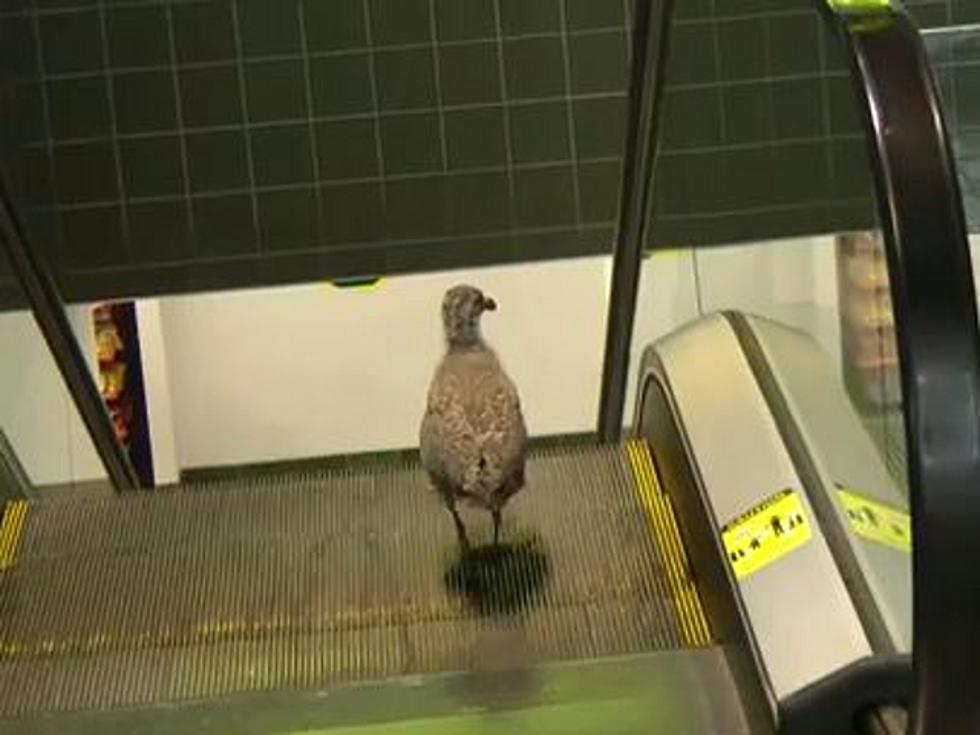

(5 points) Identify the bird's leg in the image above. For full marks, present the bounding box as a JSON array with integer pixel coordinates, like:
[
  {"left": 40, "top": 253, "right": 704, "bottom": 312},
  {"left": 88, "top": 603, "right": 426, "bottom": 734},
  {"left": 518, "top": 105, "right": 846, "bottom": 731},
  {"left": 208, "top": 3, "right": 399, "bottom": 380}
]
[
  {"left": 447, "top": 501, "right": 470, "bottom": 553},
  {"left": 492, "top": 508, "right": 502, "bottom": 547}
]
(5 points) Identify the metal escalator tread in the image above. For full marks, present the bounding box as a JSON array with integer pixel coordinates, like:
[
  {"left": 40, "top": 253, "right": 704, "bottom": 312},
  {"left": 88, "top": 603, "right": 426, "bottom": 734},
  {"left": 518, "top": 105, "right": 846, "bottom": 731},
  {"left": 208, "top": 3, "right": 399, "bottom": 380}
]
[{"left": 0, "top": 442, "right": 710, "bottom": 719}]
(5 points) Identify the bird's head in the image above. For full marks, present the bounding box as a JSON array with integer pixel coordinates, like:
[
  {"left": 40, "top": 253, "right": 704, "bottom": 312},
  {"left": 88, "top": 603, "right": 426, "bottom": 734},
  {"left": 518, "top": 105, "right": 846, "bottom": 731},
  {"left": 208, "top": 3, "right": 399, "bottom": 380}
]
[{"left": 442, "top": 284, "right": 496, "bottom": 350}]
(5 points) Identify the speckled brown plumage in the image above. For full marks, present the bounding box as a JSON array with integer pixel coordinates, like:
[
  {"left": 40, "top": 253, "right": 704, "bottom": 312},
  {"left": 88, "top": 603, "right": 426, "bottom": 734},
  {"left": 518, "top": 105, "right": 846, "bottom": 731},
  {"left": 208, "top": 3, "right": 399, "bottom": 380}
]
[{"left": 420, "top": 285, "right": 527, "bottom": 548}]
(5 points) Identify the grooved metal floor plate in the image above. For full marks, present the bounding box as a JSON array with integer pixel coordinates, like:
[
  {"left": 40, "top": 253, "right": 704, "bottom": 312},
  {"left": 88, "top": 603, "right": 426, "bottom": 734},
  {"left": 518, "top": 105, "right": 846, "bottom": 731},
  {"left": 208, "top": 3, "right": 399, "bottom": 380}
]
[{"left": 0, "top": 444, "right": 703, "bottom": 719}]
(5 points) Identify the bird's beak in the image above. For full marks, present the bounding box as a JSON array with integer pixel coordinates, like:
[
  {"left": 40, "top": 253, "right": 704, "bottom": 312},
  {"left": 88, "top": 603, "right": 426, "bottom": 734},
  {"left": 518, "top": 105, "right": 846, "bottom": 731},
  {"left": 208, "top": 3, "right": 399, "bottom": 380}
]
[{"left": 483, "top": 296, "right": 497, "bottom": 311}]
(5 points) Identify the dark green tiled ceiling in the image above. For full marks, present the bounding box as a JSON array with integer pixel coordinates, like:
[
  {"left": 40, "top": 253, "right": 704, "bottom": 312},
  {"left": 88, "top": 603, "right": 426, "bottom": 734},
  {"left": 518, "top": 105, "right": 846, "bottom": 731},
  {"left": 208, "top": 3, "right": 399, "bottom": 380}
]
[{"left": 0, "top": 0, "right": 975, "bottom": 307}]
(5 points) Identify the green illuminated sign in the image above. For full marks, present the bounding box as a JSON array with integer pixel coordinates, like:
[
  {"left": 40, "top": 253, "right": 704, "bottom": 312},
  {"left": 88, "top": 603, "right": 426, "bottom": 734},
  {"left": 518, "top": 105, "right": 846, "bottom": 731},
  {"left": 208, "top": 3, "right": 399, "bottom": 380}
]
[{"left": 826, "top": 0, "right": 891, "bottom": 10}]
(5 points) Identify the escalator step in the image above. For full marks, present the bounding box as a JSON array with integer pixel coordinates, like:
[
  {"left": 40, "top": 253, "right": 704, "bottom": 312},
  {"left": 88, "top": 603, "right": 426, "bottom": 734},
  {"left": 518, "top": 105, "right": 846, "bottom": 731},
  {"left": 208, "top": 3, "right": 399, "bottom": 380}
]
[{"left": 0, "top": 443, "right": 708, "bottom": 719}]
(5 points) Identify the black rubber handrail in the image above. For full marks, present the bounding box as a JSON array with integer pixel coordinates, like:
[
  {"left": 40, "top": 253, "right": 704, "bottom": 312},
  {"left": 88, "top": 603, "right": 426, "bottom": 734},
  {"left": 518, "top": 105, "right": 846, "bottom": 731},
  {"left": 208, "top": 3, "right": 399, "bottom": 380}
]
[
  {"left": 597, "top": 0, "right": 674, "bottom": 442},
  {"left": 822, "top": 5, "right": 980, "bottom": 733},
  {"left": 0, "top": 180, "right": 138, "bottom": 491}
]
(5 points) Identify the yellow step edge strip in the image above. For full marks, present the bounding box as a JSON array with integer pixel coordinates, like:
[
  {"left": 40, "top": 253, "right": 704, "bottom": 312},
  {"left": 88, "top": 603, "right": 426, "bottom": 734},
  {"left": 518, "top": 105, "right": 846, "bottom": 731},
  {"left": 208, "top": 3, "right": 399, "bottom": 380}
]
[
  {"left": 0, "top": 500, "right": 29, "bottom": 571},
  {"left": 625, "top": 440, "right": 712, "bottom": 647}
]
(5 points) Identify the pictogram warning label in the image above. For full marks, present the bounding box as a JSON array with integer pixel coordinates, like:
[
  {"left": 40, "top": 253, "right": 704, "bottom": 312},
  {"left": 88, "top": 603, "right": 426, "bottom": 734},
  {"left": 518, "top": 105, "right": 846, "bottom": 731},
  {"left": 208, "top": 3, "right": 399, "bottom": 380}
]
[
  {"left": 721, "top": 489, "right": 811, "bottom": 580},
  {"left": 837, "top": 487, "right": 911, "bottom": 552}
]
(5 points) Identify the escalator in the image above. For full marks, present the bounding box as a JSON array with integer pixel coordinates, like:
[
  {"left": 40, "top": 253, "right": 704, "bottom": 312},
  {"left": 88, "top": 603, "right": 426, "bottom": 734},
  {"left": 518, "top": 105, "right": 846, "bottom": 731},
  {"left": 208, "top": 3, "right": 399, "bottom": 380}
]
[
  {"left": 1, "top": 1, "right": 979, "bottom": 734},
  {"left": 0, "top": 312, "right": 909, "bottom": 734}
]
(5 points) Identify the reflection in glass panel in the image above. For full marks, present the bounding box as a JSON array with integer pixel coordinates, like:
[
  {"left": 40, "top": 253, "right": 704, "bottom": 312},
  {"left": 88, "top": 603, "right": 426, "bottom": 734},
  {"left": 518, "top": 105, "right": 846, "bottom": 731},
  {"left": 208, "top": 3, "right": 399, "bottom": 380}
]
[{"left": 923, "top": 25, "right": 980, "bottom": 233}]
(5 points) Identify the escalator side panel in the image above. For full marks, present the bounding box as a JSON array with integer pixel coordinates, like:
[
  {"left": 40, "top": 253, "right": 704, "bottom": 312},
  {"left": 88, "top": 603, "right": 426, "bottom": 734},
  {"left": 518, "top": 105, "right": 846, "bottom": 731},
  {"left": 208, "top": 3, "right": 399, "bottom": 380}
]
[
  {"left": 735, "top": 313, "right": 911, "bottom": 654},
  {"left": 636, "top": 314, "right": 871, "bottom": 704}
]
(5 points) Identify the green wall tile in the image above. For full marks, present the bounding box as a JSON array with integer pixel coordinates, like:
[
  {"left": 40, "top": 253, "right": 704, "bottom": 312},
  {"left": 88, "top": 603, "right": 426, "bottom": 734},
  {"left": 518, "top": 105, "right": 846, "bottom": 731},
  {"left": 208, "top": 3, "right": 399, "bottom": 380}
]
[
  {"left": 120, "top": 136, "right": 184, "bottom": 198},
  {"left": 0, "top": 15, "right": 39, "bottom": 78},
  {"left": 444, "top": 107, "right": 507, "bottom": 168},
  {"left": 499, "top": 0, "right": 561, "bottom": 35},
  {"left": 446, "top": 171, "right": 510, "bottom": 233},
  {"left": 321, "top": 182, "right": 384, "bottom": 244},
  {"left": 238, "top": 0, "right": 302, "bottom": 57},
  {"left": 718, "top": 19, "right": 767, "bottom": 81},
  {"left": 565, "top": 0, "right": 626, "bottom": 31},
  {"left": 509, "top": 101, "right": 571, "bottom": 163},
  {"left": 251, "top": 124, "right": 314, "bottom": 186},
  {"left": 375, "top": 48, "right": 438, "bottom": 110},
  {"left": 380, "top": 112, "right": 442, "bottom": 174},
  {"left": 722, "top": 85, "right": 770, "bottom": 143},
  {"left": 246, "top": 60, "right": 308, "bottom": 122},
  {"left": 434, "top": 0, "right": 495, "bottom": 41},
  {"left": 439, "top": 43, "right": 502, "bottom": 106},
  {"left": 317, "top": 119, "right": 379, "bottom": 180},
  {"left": 514, "top": 165, "right": 576, "bottom": 227},
  {"left": 504, "top": 38, "right": 566, "bottom": 99},
  {"left": 661, "top": 88, "right": 723, "bottom": 149},
  {"left": 194, "top": 195, "right": 257, "bottom": 255},
  {"left": 569, "top": 31, "right": 628, "bottom": 93},
  {"left": 186, "top": 131, "right": 250, "bottom": 192},
  {"left": 128, "top": 201, "right": 193, "bottom": 263},
  {"left": 311, "top": 54, "right": 374, "bottom": 115},
  {"left": 173, "top": 0, "right": 236, "bottom": 64},
  {"left": 654, "top": 152, "right": 718, "bottom": 216},
  {"left": 827, "top": 74, "right": 862, "bottom": 134},
  {"left": 36, "top": 0, "right": 98, "bottom": 9},
  {"left": 771, "top": 78, "right": 824, "bottom": 139},
  {"left": 385, "top": 175, "right": 447, "bottom": 238},
  {"left": 114, "top": 71, "right": 178, "bottom": 134},
  {"left": 674, "top": 0, "right": 713, "bottom": 21},
  {"left": 579, "top": 160, "right": 622, "bottom": 223},
  {"left": 573, "top": 96, "right": 626, "bottom": 158},
  {"left": 258, "top": 188, "right": 319, "bottom": 249},
  {"left": 955, "top": 67, "right": 980, "bottom": 131},
  {"left": 305, "top": 0, "right": 367, "bottom": 51},
  {"left": 768, "top": 14, "right": 820, "bottom": 76},
  {"left": 41, "top": 10, "right": 103, "bottom": 74},
  {"left": 10, "top": 147, "right": 53, "bottom": 206},
  {"left": 665, "top": 24, "right": 717, "bottom": 86},
  {"left": 180, "top": 66, "right": 243, "bottom": 128},
  {"left": 829, "top": 138, "right": 874, "bottom": 199},
  {"left": 106, "top": 6, "right": 172, "bottom": 68},
  {"left": 48, "top": 76, "right": 110, "bottom": 140},
  {"left": 9, "top": 84, "right": 45, "bottom": 146},
  {"left": 62, "top": 206, "right": 126, "bottom": 268},
  {"left": 54, "top": 142, "right": 119, "bottom": 204},
  {"left": 369, "top": 0, "right": 432, "bottom": 46}
]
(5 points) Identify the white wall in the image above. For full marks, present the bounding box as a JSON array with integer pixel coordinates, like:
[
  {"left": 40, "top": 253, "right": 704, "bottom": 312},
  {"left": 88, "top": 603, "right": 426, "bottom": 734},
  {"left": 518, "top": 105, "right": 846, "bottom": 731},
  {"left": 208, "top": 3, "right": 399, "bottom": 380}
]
[
  {"left": 156, "top": 240, "right": 843, "bottom": 471},
  {"left": 159, "top": 259, "right": 610, "bottom": 469},
  {"left": 0, "top": 307, "right": 105, "bottom": 487},
  {"left": 135, "top": 300, "right": 180, "bottom": 485}
]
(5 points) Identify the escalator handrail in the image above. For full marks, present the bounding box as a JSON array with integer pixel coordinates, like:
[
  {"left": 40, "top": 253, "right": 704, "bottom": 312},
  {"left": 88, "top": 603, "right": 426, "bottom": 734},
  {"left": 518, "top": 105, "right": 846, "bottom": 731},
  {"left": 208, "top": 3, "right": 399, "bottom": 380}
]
[
  {"left": 598, "top": 0, "right": 674, "bottom": 442},
  {"left": 822, "top": 5, "right": 980, "bottom": 732}
]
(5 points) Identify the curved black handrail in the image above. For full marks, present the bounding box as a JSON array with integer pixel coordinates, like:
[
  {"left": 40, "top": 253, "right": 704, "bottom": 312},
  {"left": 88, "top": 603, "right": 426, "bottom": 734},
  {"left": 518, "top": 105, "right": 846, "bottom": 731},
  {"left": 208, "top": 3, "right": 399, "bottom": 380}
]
[{"left": 823, "top": 5, "right": 980, "bottom": 733}]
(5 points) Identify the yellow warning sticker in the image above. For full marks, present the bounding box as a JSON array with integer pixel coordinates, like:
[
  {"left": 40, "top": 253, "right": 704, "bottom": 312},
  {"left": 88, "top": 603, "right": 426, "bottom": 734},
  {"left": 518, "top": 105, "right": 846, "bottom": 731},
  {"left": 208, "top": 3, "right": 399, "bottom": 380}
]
[
  {"left": 721, "top": 489, "right": 811, "bottom": 580},
  {"left": 837, "top": 488, "right": 911, "bottom": 552}
]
